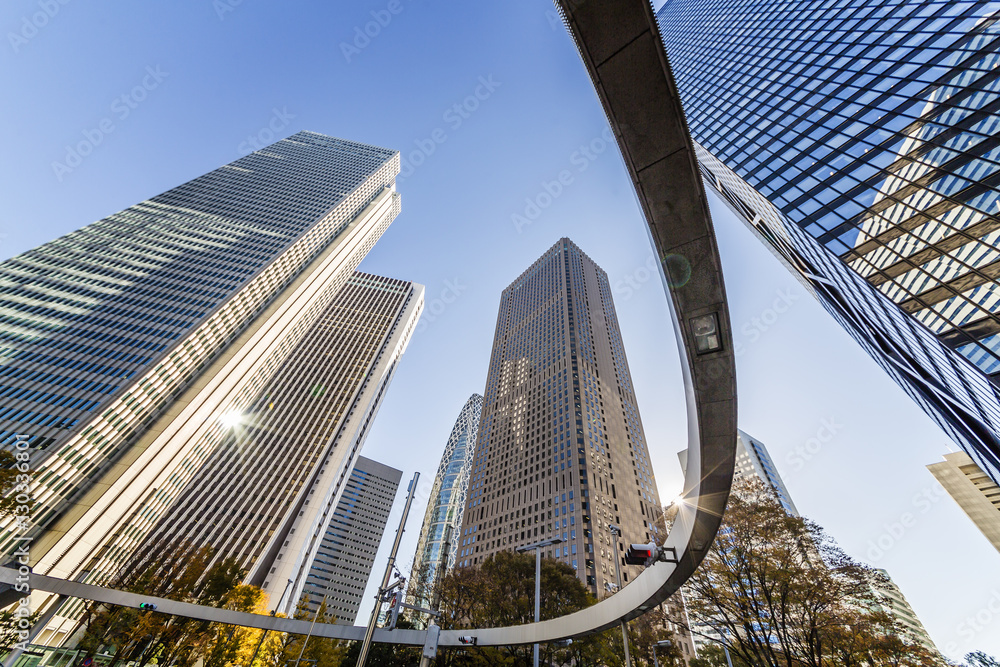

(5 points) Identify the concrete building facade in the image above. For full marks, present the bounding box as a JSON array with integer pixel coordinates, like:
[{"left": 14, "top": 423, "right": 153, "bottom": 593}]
[
  {"left": 928, "top": 450, "right": 1000, "bottom": 553},
  {"left": 455, "top": 239, "right": 663, "bottom": 596},
  {"left": 301, "top": 456, "right": 402, "bottom": 624}
]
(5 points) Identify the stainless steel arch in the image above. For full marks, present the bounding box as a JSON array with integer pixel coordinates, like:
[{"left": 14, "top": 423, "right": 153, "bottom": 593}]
[{"left": 7, "top": 0, "right": 736, "bottom": 653}]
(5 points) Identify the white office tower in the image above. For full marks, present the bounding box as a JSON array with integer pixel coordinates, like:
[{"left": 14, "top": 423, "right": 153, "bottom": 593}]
[
  {"left": 0, "top": 132, "right": 417, "bottom": 646},
  {"left": 301, "top": 456, "right": 402, "bottom": 624}
]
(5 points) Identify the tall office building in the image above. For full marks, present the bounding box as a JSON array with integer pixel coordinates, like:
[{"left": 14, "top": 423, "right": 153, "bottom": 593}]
[
  {"left": 734, "top": 431, "right": 799, "bottom": 517},
  {"left": 679, "top": 430, "right": 798, "bottom": 516},
  {"left": 873, "top": 569, "right": 941, "bottom": 656},
  {"left": 300, "top": 456, "right": 402, "bottom": 624},
  {"left": 40, "top": 272, "right": 421, "bottom": 643},
  {"left": 455, "top": 239, "right": 663, "bottom": 596},
  {"left": 656, "top": 0, "right": 1000, "bottom": 484},
  {"left": 928, "top": 450, "right": 1000, "bottom": 552},
  {"left": 410, "top": 393, "right": 482, "bottom": 613},
  {"left": 0, "top": 132, "right": 408, "bottom": 643}
]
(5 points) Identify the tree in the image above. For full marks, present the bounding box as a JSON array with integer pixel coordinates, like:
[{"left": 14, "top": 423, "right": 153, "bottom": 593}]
[
  {"left": 435, "top": 550, "right": 671, "bottom": 666},
  {"left": 0, "top": 608, "right": 40, "bottom": 652},
  {"left": 965, "top": 653, "right": 1000, "bottom": 667},
  {"left": 340, "top": 616, "right": 420, "bottom": 667},
  {"left": 679, "top": 478, "right": 940, "bottom": 667},
  {"left": 272, "top": 599, "right": 348, "bottom": 667},
  {"left": 0, "top": 450, "right": 26, "bottom": 518},
  {"left": 75, "top": 542, "right": 267, "bottom": 667}
]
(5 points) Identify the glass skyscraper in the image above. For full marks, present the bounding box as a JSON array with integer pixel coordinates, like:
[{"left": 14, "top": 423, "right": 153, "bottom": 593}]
[
  {"left": 456, "top": 239, "right": 662, "bottom": 596},
  {"left": 0, "top": 131, "right": 413, "bottom": 646},
  {"left": 657, "top": 0, "right": 1000, "bottom": 483},
  {"left": 410, "top": 393, "right": 482, "bottom": 616}
]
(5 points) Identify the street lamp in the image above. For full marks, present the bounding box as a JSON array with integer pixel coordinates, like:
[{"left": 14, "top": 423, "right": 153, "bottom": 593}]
[
  {"left": 516, "top": 537, "right": 564, "bottom": 667},
  {"left": 608, "top": 524, "right": 632, "bottom": 667},
  {"left": 653, "top": 639, "right": 673, "bottom": 667}
]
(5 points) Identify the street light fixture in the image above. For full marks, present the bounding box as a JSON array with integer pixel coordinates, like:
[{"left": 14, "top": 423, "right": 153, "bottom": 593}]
[
  {"left": 516, "top": 537, "right": 564, "bottom": 667},
  {"left": 653, "top": 639, "right": 673, "bottom": 667},
  {"left": 608, "top": 524, "right": 633, "bottom": 667}
]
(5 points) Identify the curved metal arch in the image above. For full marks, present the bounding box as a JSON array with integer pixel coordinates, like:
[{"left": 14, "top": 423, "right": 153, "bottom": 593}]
[
  {"left": 8, "top": 0, "right": 736, "bottom": 653},
  {"left": 434, "top": 0, "right": 738, "bottom": 647}
]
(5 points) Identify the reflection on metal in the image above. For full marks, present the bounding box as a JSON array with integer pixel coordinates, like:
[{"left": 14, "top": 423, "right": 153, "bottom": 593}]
[{"left": 7, "top": 0, "right": 736, "bottom": 653}]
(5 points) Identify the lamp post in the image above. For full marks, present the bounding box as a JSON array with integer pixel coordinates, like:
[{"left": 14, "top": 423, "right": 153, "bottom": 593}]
[
  {"left": 653, "top": 639, "right": 672, "bottom": 667},
  {"left": 709, "top": 625, "right": 735, "bottom": 667},
  {"left": 516, "top": 537, "right": 564, "bottom": 667},
  {"left": 608, "top": 524, "right": 632, "bottom": 667}
]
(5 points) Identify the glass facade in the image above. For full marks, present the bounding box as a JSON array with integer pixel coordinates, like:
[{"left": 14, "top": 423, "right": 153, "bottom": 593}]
[
  {"left": 410, "top": 393, "right": 482, "bottom": 616},
  {"left": 0, "top": 132, "right": 407, "bottom": 643},
  {"left": 657, "top": 0, "right": 1000, "bottom": 483}
]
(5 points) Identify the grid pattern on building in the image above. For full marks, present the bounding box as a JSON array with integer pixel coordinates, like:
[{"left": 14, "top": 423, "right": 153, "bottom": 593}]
[
  {"left": 455, "top": 239, "right": 662, "bottom": 596},
  {"left": 301, "top": 456, "right": 402, "bottom": 624},
  {"left": 874, "top": 569, "right": 941, "bottom": 654},
  {"left": 43, "top": 272, "right": 419, "bottom": 631},
  {"left": 410, "top": 393, "right": 482, "bottom": 611},
  {"left": 656, "top": 0, "right": 1000, "bottom": 484},
  {"left": 130, "top": 274, "right": 416, "bottom": 575},
  {"left": 735, "top": 430, "right": 799, "bottom": 517},
  {"left": 928, "top": 450, "right": 1000, "bottom": 552},
  {"left": 0, "top": 132, "right": 400, "bottom": 555}
]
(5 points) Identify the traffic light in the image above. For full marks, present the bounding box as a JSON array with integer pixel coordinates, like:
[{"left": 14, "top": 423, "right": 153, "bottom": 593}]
[
  {"left": 138, "top": 602, "right": 157, "bottom": 611},
  {"left": 458, "top": 636, "right": 478, "bottom": 645},
  {"left": 625, "top": 542, "right": 657, "bottom": 566}
]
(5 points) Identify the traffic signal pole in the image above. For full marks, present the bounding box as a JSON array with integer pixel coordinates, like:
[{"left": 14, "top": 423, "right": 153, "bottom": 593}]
[{"left": 356, "top": 471, "right": 419, "bottom": 667}]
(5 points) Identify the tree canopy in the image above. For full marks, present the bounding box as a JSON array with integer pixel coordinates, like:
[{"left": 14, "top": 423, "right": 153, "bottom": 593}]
[{"left": 678, "top": 478, "right": 943, "bottom": 667}]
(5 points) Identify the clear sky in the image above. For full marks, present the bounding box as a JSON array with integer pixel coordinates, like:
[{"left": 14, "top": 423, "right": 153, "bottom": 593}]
[{"left": 2, "top": 0, "right": 997, "bottom": 658}]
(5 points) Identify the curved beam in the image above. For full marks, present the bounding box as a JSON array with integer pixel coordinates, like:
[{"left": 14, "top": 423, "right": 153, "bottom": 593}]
[
  {"left": 13, "top": 0, "right": 736, "bottom": 652},
  {"left": 435, "top": 0, "right": 739, "bottom": 646}
]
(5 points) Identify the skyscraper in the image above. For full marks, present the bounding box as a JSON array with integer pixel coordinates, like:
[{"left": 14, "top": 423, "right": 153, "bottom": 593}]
[
  {"left": 410, "top": 393, "right": 482, "bottom": 613},
  {"left": 301, "top": 456, "right": 402, "bottom": 624},
  {"left": 679, "top": 429, "right": 798, "bottom": 516},
  {"left": 455, "top": 239, "right": 662, "bottom": 596},
  {"left": 733, "top": 431, "right": 799, "bottom": 517},
  {"left": 873, "top": 569, "right": 941, "bottom": 656},
  {"left": 656, "top": 0, "right": 1000, "bottom": 483},
  {"left": 0, "top": 132, "right": 411, "bottom": 644},
  {"left": 928, "top": 450, "right": 1000, "bottom": 552}
]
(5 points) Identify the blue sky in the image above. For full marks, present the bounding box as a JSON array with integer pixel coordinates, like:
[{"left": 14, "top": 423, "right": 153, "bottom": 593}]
[{"left": 2, "top": 0, "right": 997, "bottom": 657}]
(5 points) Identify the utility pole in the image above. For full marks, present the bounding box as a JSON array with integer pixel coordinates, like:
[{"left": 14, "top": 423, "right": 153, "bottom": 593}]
[{"left": 356, "top": 472, "right": 419, "bottom": 667}]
